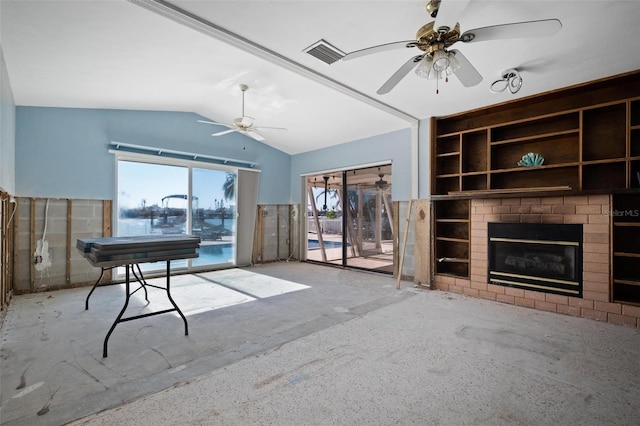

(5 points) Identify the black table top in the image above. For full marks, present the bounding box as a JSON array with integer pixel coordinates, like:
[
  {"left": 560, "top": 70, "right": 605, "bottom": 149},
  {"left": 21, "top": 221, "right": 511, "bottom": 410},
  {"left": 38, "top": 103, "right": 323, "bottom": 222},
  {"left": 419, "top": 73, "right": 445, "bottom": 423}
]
[{"left": 77, "top": 235, "right": 201, "bottom": 267}]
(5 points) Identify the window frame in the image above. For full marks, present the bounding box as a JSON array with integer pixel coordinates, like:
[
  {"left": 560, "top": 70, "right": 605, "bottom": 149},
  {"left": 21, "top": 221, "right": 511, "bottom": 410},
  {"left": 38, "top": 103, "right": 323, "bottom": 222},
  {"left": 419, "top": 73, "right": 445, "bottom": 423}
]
[{"left": 114, "top": 151, "right": 245, "bottom": 273}]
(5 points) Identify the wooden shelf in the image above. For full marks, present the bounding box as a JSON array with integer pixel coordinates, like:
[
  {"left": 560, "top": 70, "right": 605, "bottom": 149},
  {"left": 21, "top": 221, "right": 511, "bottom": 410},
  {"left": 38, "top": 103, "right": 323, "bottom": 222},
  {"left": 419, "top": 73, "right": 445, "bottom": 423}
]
[
  {"left": 436, "top": 218, "right": 469, "bottom": 223},
  {"left": 489, "top": 163, "right": 579, "bottom": 174},
  {"left": 613, "top": 299, "right": 640, "bottom": 306},
  {"left": 437, "top": 257, "right": 470, "bottom": 263},
  {"left": 489, "top": 129, "right": 578, "bottom": 146},
  {"left": 613, "top": 252, "right": 640, "bottom": 258},
  {"left": 436, "top": 152, "right": 460, "bottom": 157},
  {"left": 614, "top": 222, "right": 640, "bottom": 227},
  {"left": 492, "top": 167, "right": 580, "bottom": 191},
  {"left": 491, "top": 111, "right": 579, "bottom": 143},
  {"left": 614, "top": 279, "right": 640, "bottom": 286},
  {"left": 449, "top": 186, "right": 572, "bottom": 197},
  {"left": 436, "top": 237, "right": 469, "bottom": 243},
  {"left": 582, "top": 158, "right": 628, "bottom": 166}
]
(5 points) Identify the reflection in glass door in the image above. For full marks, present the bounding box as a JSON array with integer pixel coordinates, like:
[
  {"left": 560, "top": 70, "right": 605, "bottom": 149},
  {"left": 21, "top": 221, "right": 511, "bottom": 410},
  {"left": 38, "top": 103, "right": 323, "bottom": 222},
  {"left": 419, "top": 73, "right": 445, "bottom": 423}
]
[
  {"left": 306, "top": 164, "right": 394, "bottom": 274},
  {"left": 191, "top": 168, "right": 236, "bottom": 268},
  {"left": 307, "top": 174, "right": 344, "bottom": 264},
  {"left": 344, "top": 165, "right": 394, "bottom": 273},
  {"left": 117, "top": 159, "right": 237, "bottom": 272}
]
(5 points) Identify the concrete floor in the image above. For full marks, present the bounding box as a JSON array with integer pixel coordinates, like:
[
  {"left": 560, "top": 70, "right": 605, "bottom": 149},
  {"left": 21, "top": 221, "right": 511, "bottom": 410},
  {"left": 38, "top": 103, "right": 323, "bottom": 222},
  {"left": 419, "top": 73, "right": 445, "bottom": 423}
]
[{"left": 2, "top": 263, "right": 640, "bottom": 425}]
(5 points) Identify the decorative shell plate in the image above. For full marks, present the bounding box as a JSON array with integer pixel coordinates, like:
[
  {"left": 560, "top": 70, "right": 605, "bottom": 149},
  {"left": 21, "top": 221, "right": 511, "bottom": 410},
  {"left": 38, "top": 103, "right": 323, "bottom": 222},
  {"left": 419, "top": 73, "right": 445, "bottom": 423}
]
[{"left": 517, "top": 152, "right": 544, "bottom": 167}]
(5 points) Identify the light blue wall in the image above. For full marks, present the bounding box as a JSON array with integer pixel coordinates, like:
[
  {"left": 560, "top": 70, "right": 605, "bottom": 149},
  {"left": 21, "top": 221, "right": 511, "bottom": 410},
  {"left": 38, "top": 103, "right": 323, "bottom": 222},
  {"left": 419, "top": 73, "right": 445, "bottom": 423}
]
[
  {"left": 15, "top": 108, "right": 432, "bottom": 204},
  {"left": 0, "top": 46, "right": 16, "bottom": 194},
  {"left": 15, "top": 107, "right": 291, "bottom": 203},
  {"left": 291, "top": 125, "right": 430, "bottom": 203}
]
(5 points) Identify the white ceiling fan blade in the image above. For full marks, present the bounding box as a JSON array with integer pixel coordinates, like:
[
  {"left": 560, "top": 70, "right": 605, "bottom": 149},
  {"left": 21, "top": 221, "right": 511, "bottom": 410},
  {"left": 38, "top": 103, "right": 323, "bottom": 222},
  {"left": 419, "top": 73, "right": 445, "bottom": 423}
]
[
  {"left": 342, "top": 40, "right": 417, "bottom": 61},
  {"left": 211, "top": 129, "right": 238, "bottom": 137},
  {"left": 460, "top": 19, "right": 562, "bottom": 43},
  {"left": 244, "top": 130, "right": 265, "bottom": 142},
  {"left": 377, "top": 55, "right": 422, "bottom": 95},
  {"left": 434, "top": 0, "right": 471, "bottom": 33},
  {"left": 198, "top": 120, "right": 235, "bottom": 129},
  {"left": 450, "top": 49, "right": 482, "bottom": 87},
  {"left": 254, "top": 126, "right": 287, "bottom": 131}
]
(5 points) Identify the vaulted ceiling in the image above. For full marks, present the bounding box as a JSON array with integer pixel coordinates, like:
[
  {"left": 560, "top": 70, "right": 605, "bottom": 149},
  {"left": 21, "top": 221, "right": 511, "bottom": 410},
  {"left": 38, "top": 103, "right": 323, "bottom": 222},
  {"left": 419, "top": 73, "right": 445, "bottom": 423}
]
[{"left": 2, "top": 1, "right": 639, "bottom": 155}]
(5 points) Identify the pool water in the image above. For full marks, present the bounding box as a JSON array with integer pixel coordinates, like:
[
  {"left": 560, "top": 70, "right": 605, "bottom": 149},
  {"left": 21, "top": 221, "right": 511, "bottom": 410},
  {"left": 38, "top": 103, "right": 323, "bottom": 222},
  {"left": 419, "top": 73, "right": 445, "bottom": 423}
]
[
  {"left": 193, "top": 243, "right": 234, "bottom": 266},
  {"left": 131, "top": 243, "right": 235, "bottom": 274},
  {"left": 308, "top": 239, "right": 345, "bottom": 249}
]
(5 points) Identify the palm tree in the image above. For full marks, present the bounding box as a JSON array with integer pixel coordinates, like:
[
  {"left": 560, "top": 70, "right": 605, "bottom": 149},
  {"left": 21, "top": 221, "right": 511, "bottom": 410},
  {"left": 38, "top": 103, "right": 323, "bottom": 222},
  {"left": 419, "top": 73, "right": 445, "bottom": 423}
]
[
  {"left": 223, "top": 173, "right": 235, "bottom": 201},
  {"left": 315, "top": 188, "right": 339, "bottom": 211},
  {"left": 220, "top": 173, "right": 236, "bottom": 231}
]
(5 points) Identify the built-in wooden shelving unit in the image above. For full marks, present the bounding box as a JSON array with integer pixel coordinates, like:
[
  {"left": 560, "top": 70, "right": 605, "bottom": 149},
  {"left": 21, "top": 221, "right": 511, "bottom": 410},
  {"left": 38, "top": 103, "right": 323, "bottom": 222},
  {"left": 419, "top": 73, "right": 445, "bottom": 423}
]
[
  {"left": 431, "top": 70, "right": 640, "bottom": 280},
  {"left": 433, "top": 99, "right": 640, "bottom": 196},
  {"left": 612, "top": 194, "right": 640, "bottom": 305},
  {"left": 434, "top": 199, "right": 469, "bottom": 278}
]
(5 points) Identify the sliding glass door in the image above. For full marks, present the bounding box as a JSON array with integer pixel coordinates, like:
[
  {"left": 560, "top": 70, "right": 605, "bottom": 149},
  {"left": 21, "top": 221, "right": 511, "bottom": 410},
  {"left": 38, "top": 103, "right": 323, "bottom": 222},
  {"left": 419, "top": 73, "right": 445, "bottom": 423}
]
[
  {"left": 117, "top": 159, "right": 236, "bottom": 272},
  {"left": 191, "top": 167, "right": 236, "bottom": 267},
  {"left": 306, "top": 164, "right": 394, "bottom": 274},
  {"left": 344, "top": 166, "right": 394, "bottom": 273}
]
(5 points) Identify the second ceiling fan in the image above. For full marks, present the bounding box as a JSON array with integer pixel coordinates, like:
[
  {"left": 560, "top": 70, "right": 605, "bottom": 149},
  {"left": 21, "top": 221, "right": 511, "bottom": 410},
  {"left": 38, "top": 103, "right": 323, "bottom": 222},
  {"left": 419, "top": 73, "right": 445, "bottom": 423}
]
[
  {"left": 341, "top": 0, "right": 562, "bottom": 94},
  {"left": 198, "top": 84, "right": 286, "bottom": 142}
]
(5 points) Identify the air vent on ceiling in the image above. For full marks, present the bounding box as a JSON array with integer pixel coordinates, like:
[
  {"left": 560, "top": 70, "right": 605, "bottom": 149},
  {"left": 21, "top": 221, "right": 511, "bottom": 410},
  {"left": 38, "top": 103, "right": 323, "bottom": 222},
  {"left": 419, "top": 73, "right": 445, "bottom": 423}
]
[{"left": 303, "top": 39, "right": 345, "bottom": 65}]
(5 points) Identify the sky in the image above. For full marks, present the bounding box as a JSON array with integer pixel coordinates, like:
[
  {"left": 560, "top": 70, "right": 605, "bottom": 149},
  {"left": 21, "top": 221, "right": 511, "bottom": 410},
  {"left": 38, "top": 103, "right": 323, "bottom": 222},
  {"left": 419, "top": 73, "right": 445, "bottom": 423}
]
[{"left": 117, "top": 160, "right": 233, "bottom": 210}]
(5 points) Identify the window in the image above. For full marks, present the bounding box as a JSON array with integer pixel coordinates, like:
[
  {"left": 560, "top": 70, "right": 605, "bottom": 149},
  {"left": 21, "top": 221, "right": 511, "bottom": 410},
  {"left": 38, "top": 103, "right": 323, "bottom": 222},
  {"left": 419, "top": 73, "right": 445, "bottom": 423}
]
[{"left": 117, "top": 159, "right": 236, "bottom": 272}]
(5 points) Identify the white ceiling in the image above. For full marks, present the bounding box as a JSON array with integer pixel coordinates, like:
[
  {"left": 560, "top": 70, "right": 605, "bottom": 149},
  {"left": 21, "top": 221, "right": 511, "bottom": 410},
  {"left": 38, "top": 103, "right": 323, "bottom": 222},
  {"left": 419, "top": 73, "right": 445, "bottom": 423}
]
[{"left": 2, "top": 0, "right": 639, "bottom": 155}]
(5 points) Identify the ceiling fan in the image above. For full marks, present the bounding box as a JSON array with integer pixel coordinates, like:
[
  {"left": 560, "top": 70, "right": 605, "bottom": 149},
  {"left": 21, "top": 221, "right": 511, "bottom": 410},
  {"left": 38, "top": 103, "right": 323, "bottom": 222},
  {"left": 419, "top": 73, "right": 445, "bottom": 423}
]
[
  {"left": 198, "top": 84, "right": 286, "bottom": 142},
  {"left": 341, "top": 0, "right": 562, "bottom": 95},
  {"left": 375, "top": 172, "right": 389, "bottom": 189}
]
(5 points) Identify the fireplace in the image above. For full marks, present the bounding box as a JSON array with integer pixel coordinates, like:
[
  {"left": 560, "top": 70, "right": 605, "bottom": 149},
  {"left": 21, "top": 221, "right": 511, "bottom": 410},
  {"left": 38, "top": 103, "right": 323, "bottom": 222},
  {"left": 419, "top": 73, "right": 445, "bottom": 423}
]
[{"left": 488, "top": 223, "right": 583, "bottom": 297}]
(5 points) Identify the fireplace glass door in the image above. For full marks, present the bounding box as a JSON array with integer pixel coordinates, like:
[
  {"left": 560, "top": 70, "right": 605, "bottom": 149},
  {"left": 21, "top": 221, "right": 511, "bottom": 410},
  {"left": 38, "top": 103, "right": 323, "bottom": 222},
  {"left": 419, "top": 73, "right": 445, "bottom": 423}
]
[{"left": 488, "top": 223, "right": 583, "bottom": 297}]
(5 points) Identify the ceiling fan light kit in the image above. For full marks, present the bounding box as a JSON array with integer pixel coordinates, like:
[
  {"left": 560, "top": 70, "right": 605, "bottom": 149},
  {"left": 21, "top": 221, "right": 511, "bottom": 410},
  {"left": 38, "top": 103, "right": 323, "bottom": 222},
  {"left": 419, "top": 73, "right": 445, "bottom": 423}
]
[
  {"left": 432, "top": 49, "right": 450, "bottom": 72},
  {"left": 415, "top": 50, "right": 461, "bottom": 79},
  {"left": 490, "top": 69, "right": 523, "bottom": 94}
]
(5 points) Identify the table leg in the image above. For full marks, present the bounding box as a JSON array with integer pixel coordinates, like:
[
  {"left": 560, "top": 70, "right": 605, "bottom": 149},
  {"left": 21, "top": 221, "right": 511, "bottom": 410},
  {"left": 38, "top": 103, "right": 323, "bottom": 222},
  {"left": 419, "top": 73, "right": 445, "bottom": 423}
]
[
  {"left": 87, "top": 265, "right": 148, "bottom": 311},
  {"left": 165, "top": 260, "right": 189, "bottom": 336},
  {"left": 131, "top": 264, "right": 149, "bottom": 303},
  {"left": 85, "top": 267, "right": 106, "bottom": 310},
  {"left": 103, "top": 264, "right": 132, "bottom": 358}
]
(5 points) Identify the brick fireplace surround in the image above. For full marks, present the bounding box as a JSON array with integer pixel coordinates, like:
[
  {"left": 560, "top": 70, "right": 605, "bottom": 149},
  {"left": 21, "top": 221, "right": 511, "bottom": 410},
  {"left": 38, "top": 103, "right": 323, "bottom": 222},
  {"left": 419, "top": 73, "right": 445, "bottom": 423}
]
[{"left": 433, "top": 194, "right": 640, "bottom": 328}]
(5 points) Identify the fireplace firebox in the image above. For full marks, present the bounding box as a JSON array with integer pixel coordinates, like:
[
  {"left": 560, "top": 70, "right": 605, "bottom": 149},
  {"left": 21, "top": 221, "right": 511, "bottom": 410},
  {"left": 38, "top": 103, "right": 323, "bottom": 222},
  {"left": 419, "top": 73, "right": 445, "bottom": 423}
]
[{"left": 488, "top": 223, "right": 583, "bottom": 297}]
